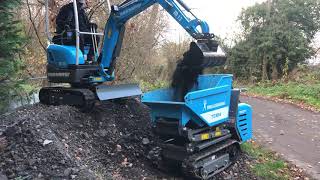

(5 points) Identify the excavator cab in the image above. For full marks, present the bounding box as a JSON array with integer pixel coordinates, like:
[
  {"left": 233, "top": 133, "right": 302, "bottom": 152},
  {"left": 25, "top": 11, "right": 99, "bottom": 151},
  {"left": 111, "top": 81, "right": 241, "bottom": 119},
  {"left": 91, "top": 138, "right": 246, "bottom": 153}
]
[
  {"left": 45, "top": 0, "right": 106, "bottom": 84},
  {"left": 41, "top": 0, "right": 142, "bottom": 109}
]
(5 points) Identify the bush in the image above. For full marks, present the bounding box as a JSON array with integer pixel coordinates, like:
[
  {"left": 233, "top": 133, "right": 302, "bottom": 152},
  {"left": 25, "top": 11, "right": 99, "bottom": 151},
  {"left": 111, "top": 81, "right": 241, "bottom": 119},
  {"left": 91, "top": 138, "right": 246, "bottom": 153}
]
[{"left": 0, "top": 0, "right": 30, "bottom": 113}]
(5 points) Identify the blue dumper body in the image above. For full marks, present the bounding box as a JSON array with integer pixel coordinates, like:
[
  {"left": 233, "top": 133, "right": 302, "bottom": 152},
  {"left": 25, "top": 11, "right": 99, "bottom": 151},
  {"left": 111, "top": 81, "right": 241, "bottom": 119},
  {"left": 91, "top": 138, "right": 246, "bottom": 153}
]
[{"left": 142, "top": 74, "right": 252, "bottom": 142}]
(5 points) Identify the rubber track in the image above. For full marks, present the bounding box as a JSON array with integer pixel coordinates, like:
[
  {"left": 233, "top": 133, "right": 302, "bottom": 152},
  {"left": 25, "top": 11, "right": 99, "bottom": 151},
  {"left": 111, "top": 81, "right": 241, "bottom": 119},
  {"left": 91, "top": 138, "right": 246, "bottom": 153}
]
[
  {"left": 39, "top": 87, "right": 96, "bottom": 111},
  {"left": 182, "top": 139, "right": 239, "bottom": 179}
]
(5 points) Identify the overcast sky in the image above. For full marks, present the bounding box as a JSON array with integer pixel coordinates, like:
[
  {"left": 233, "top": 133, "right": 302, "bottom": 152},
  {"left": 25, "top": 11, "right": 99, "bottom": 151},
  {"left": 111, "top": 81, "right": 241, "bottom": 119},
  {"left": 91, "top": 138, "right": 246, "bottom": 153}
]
[
  {"left": 166, "top": 0, "right": 266, "bottom": 41},
  {"left": 165, "top": 0, "right": 319, "bottom": 63}
]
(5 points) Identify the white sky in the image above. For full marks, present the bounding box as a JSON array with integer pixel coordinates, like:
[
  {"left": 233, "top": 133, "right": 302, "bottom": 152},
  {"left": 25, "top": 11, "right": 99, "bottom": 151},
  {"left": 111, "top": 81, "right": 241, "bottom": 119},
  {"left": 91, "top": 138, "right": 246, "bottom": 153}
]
[
  {"left": 165, "top": 0, "right": 319, "bottom": 64},
  {"left": 166, "top": 0, "right": 266, "bottom": 42}
]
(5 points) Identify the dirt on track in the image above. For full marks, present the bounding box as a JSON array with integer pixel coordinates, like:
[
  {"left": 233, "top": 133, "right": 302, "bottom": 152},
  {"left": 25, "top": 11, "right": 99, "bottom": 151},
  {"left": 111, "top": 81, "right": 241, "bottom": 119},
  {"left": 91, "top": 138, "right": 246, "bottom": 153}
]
[{"left": 0, "top": 99, "right": 256, "bottom": 180}]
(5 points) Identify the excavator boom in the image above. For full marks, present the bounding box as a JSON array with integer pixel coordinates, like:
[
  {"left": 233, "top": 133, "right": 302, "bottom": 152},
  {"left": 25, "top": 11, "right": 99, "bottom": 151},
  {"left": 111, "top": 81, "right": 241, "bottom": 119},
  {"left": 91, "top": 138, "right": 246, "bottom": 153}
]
[{"left": 100, "top": 0, "right": 225, "bottom": 79}]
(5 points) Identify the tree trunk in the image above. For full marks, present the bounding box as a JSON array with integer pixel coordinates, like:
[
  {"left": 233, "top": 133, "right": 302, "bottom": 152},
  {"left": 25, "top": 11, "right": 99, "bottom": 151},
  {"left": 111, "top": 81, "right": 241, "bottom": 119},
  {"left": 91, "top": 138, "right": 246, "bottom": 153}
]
[
  {"left": 262, "top": 56, "right": 268, "bottom": 81},
  {"left": 271, "top": 63, "right": 278, "bottom": 80}
]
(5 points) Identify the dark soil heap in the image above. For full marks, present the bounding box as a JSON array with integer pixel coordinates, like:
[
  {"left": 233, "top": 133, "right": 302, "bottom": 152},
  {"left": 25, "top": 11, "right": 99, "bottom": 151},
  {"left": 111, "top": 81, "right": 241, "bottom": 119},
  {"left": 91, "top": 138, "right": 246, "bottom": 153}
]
[{"left": 0, "top": 99, "right": 256, "bottom": 180}]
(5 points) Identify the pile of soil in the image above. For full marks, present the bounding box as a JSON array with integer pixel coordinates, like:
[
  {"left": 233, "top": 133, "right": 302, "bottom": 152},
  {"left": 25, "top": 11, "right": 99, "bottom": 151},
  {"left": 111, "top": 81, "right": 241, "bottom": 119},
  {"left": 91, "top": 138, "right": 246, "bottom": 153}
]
[{"left": 0, "top": 99, "right": 257, "bottom": 180}]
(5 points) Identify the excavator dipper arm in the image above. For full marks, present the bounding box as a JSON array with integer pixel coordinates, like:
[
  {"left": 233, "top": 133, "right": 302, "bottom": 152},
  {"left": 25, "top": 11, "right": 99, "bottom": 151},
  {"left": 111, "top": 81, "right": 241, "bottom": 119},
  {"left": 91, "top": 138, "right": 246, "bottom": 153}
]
[{"left": 99, "top": 0, "right": 215, "bottom": 79}]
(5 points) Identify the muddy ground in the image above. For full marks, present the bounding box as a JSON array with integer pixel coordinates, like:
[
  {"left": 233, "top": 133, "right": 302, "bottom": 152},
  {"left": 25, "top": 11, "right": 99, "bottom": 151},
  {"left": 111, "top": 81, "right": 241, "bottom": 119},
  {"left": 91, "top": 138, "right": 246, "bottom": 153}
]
[{"left": 0, "top": 99, "right": 256, "bottom": 180}]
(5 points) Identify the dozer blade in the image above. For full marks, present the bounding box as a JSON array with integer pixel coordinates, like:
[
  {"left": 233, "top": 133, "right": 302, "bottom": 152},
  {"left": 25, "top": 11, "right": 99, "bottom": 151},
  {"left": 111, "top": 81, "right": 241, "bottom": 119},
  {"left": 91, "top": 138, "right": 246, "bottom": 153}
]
[
  {"left": 96, "top": 84, "right": 142, "bottom": 101},
  {"left": 188, "top": 39, "right": 227, "bottom": 67}
]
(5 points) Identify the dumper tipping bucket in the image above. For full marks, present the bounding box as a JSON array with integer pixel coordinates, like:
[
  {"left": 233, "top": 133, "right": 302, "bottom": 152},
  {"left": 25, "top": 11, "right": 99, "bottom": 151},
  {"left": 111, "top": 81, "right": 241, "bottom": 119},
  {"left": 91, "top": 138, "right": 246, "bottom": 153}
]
[{"left": 142, "top": 74, "right": 233, "bottom": 127}]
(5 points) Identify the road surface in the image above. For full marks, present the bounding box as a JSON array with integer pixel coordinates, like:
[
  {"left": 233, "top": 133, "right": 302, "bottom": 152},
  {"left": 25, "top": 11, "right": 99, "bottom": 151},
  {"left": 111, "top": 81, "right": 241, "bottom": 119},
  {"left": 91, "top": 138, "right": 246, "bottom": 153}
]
[{"left": 241, "top": 96, "right": 320, "bottom": 179}]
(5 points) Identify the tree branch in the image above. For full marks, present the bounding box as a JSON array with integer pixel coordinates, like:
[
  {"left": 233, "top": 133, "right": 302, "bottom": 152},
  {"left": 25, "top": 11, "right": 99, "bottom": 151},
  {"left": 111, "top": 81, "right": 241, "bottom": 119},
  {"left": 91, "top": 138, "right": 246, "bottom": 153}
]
[
  {"left": 26, "top": 0, "right": 46, "bottom": 52},
  {"left": 88, "top": 1, "right": 105, "bottom": 20}
]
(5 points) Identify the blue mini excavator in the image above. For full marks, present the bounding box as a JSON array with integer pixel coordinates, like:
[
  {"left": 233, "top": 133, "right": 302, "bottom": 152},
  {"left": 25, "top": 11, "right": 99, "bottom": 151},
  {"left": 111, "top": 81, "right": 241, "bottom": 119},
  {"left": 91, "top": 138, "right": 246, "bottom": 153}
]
[
  {"left": 41, "top": 0, "right": 253, "bottom": 179},
  {"left": 40, "top": 0, "right": 226, "bottom": 109}
]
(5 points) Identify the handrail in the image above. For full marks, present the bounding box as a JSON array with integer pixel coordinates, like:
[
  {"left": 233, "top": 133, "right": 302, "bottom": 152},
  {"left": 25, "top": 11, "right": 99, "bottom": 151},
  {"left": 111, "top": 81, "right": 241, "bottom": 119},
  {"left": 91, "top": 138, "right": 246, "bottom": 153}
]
[
  {"left": 79, "top": 31, "right": 104, "bottom": 36},
  {"left": 45, "top": 0, "right": 52, "bottom": 44},
  {"left": 73, "top": 0, "right": 80, "bottom": 65},
  {"left": 106, "top": 0, "right": 111, "bottom": 14}
]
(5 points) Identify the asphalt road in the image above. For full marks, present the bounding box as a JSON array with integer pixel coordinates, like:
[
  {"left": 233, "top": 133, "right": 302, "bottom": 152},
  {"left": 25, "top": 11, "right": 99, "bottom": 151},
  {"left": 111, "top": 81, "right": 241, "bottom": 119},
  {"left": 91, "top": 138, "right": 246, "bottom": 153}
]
[{"left": 241, "top": 96, "right": 320, "bottom": 179}]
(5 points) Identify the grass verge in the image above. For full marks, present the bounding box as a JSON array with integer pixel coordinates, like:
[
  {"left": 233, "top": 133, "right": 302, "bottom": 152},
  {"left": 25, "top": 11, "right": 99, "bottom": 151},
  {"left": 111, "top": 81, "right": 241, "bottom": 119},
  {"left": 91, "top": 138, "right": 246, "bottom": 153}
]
[
  {"left": 241, "top": 142, "right": 295, "bottom": 180},
  {"left": 139, "top": 80, "right": 168, "bottom": 92},
  {"left": 247, "top": 81, "right": 320, "bottom": 110}
]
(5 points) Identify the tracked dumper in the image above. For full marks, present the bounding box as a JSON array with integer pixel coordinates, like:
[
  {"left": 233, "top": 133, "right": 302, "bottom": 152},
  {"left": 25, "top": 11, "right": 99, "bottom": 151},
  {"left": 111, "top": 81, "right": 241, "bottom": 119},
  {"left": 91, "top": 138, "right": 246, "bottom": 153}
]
[{"left": 142, "top": 74, "right": 252, "bottom": 179}]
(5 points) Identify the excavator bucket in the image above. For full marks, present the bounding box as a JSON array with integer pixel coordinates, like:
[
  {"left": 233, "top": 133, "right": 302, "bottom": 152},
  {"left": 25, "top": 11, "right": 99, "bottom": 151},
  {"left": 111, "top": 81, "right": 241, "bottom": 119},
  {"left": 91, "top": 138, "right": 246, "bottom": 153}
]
[
  {"left": 95, "top": 84, "right": 142, "bottom": 101},
  {"left": 189, "top": 39, "right": 227, "bottom": 67}
]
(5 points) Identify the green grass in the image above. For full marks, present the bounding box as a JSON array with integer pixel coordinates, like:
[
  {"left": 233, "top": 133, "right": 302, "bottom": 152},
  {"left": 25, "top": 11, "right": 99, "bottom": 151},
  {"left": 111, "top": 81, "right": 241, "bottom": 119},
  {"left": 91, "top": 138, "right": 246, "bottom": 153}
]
[
  {"left": 247, "top": 81, "right": 320, "bottom": 110},
  {"left": 139, "top": 80, "right": 168, "bottom": 92},
  {"left": 241, "top": 142, "right": 292, "bottom": 180},
  {"left": 239, "top": 65, "right": 320, "bottom": 110}
]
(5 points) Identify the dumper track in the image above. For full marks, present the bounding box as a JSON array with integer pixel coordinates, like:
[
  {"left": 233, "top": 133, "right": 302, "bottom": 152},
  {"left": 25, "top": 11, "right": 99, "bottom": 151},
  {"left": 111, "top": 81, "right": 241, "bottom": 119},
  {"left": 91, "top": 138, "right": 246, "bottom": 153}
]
[
  {"left": 149, "top": 138, "right": 240, "bottom": 180},
  {"left": 182, "top": 139, "right": 239, "bottom": 179}
]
